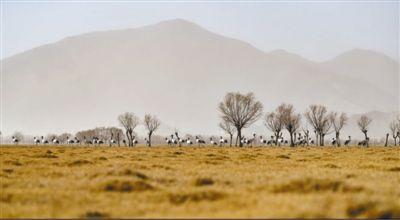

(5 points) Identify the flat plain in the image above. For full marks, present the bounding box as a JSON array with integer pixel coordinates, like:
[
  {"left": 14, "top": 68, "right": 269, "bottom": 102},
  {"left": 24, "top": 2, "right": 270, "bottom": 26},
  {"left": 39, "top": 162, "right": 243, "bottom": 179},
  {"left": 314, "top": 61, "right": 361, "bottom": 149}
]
[{"left": 1, "top": 145, "right": 399, "bottom": 218}]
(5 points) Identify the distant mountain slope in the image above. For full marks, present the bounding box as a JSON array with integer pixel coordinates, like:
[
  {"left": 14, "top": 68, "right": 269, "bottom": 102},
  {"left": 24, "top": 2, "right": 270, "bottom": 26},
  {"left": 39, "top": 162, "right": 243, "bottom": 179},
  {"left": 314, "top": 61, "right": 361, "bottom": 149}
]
[
  {"left": 2, "top": 19, "right": 398, "bottom": 135},
  {"left": 320, "top": 48, "right": 398, "bottom": 95}
]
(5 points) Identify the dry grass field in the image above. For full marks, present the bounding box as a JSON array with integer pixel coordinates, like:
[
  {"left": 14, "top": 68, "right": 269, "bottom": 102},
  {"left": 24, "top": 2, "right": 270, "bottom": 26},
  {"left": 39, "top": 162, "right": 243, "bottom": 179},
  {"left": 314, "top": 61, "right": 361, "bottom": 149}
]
[{"left": 1, "top": 145, "right": 399, "bottom": 218}]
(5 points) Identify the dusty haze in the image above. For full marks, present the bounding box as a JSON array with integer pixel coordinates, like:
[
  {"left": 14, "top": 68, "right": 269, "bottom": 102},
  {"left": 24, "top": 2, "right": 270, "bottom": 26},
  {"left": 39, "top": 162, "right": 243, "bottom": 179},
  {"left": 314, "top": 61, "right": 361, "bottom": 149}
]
[{"left": 2, "top": 19, "right": 399, "bottom": 138}]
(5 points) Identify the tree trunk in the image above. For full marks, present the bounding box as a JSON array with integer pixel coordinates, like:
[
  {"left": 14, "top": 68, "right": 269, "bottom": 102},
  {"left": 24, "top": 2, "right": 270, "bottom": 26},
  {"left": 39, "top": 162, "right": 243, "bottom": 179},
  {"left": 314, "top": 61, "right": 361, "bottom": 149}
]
[
  {"left": 305, "top": 132, "right": 309, "bottom": 146},
  {"left": 320, "top": 134, "right": 325, "bottom": 146},
  {"left": 117, "top": 133, "right": 120, "bottom": 147},
  {"left": 336, "top": 132, "right": 340, "bottom": 147},
  {"left": 319, "top": 134, "right": 322, "bottom": 146},
  {"left": 129, "top": 133, "right": 134, "bottom": 147},
  {"left": 275, "top": 132, "right": 279, "bottom": 146},
  {"left": 364, "top": 132, "right": 369, "bottom": 147},
  {"left": 125, "top": 131, "right": 131, "bottom": 147},
  {"left": 229, "top": 134, "right": 233, "bottom": 147},
  {"left": 289, "top": 132, "right": 295, "bottom": 147},
  {"left": 237, "top": 128, "right": 243, "bottom": 147},
  {"left": 235, "top": 134, "right": 238, "bottom": 147},
  {"left": 148, "top": 132, "right": 152, "bottom": 147},
  {"left": 315, "top": 133, "right": 318, "bottom": 146},
  {"left": 385, "top": 133, "right": 389, "bottom": 147}
]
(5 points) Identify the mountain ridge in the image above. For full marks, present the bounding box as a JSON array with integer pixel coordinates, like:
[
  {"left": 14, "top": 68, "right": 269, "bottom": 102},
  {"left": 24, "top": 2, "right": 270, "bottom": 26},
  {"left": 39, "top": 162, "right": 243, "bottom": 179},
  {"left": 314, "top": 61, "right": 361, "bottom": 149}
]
[
  {"left": 2, "top": 19, "right": 398, "bottom": 136},
  {"left": 3, "top": 19, "right": 397, "bottom": 64}
]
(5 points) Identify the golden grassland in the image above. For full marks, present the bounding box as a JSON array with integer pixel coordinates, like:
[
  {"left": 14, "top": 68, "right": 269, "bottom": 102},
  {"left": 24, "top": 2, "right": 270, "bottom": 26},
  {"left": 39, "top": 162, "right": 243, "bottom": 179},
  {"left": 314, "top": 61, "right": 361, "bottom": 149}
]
[{"left": 1, "top": 145, "right": 399, "bottom": 218}]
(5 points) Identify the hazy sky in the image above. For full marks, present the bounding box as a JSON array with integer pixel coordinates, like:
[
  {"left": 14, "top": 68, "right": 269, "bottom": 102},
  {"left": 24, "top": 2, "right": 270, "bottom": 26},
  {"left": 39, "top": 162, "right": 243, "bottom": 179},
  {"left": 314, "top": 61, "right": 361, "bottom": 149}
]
[{"left": 1, "top": 1, "right": 399, "bottom": 61}]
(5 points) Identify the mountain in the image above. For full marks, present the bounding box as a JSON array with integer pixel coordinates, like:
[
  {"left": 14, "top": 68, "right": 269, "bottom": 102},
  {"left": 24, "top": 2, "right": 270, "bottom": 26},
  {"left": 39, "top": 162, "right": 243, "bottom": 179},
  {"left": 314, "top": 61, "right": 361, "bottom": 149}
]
[
  {"left": 320, "top": 48, "right": 398, "bottom": 95},
  {"left": 2, "top": 19, "right": 399, "bottom": 136}
]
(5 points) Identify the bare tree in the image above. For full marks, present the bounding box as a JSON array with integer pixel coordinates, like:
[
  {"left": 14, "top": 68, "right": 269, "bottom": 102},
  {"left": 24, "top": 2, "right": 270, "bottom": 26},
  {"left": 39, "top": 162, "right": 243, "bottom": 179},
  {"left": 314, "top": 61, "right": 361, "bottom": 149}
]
[
  {"left": 75, "top": 127, "right": 123, "bottom": 145},
  {"left": 94, "top": 127, "right": 108, "bottom": 141},
  {"left": 320, "top": 117, "right": 332, "bottom": 145},
  {"left": 46, "top": 133, "right": 58, "bottom": 142},
  {"left": 118, "top": 112, "right": 140, "bottom": 147},
  {"left": 58, "top": 133, "right": 72, "bottom": 144},
  {"left": 107, "top": 127, "right": 124, "bottom": 146},
  {"left": 144, "top": 114, "right": 161, "bottom": 147},
  {"left": 397, "top": 115, "right": 400, "bottom": 143},
  {"left": 302, "top": 127, "right": 310, "bottom": 146},
  {"left": 389, "top": 120, "right": 398, "bottom": 146},
  {"left": 219, "top": 119, "right": 235, "bottom": 147},
  {"left": 75, "top": 129, "right": 96, "bottom": 144},
  {"left": 305, "top": 105, "right": 332, "bottom": 146},
  {"left": 330, "top": 112, "right": 348, "bottom": 146},
  {"left": 357, "top": 115, "right": 372, "bottom": 147},
  {"left": 280, "top": 103, "right": 301, "bottom": 147},
  {"left": 384, "top": 133, "right": 389, "bottom": 147},
  {"left": 264, "top": 109, "right": 283, "bottom": 146},
  {"left": 218, "top": 92, "right": 263, "bottom": 147}
]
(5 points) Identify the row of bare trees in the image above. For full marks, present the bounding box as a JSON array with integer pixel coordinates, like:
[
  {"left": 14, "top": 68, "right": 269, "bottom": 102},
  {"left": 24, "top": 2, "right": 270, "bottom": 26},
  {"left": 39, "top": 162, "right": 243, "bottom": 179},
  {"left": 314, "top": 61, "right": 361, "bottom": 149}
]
[
  {"left": 75, "top": 127, "right": 124, "bottom": 146},
  {"left": 218, "top": 92, "right": 380, "bottom": 147},
  {"left": 3, "top": 92, "right": 398, "bottom": 147}
]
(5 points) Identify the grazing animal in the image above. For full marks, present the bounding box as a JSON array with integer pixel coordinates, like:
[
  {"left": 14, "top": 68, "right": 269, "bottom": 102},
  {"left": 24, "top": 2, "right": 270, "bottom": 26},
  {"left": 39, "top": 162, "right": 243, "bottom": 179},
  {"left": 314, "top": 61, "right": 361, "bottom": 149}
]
[
  {"left": 92, "top": 137, "right": 97, "bottom": 145},
  {"left": 67, "top": 136, "right": 75, "bottom": 144},
  {"left": 170, "top": 135, "right": 175, "bottom": 145},
  {"left": 240, "top": 135, "right": 254, "bottom": 146},
  {"left": 344, "top": 136, "right": 351, "bottom": 146},
  {"left": 74, "top": 137, "right": 80, "bottom": 145},
  {"left": 12, "top": 136, "right": 19, "bottom": 144},
  {"left": 219, "top": 136, "right": 227, "bottom": 146},
  {"left": 267, "top": 136, "right": 276, "bottom": 145},
  {"left": 358, "top": 138, "right": 369, "bottom": 146},
  {"left": 41, "top": 136, "right": 49, "bottom": 144},
  {"left": 165, "top": 137, "right": 172, "bottom": 146},
  {"left": 92, "top": 137, "right": 103, "bottom": 145},
  {"left": 33, "top": 137, "right": 40, "bottom": 145},
  {"left": 83, "top": 136, "right": 91, "bottom": 145},
  {"left": 144, "top": 138, "right": 150, "bottom": 146},
  {"left": 247, "top": 134, "right": 256, "bottom": 147},
  {"left": 178, "top": 138, "right": 185, "bottom": 146},
  {"left": 132, "top": 138, "right": 138, "bottom": 146},
  {"left": 170, "top": 135, "right": 177, "bottom": 145},
  {"left": 331, "top": 138, "right": 337, "bottom": 146},
  {"left": 186, "top": 138, "right": 193, "bottom": 145},
  {"left": 52, "top": 137, "right": 60, "bottom": 144},
  {"left": 210, "top": 137, "right": 217, "bottom": 146},
  {"left": 195, "top": 136, "right": 205, "bottom": 146},
  {"left": 296, "top": 137, "right": 306, "bottom": 146},
  {"left": 259, "top": 136, "right": 267, "bottom": 146},
  {"left": 122, "top": 139, "right": 127, "bottom": 146},
  {"left": 277, "top": 137, "right": 284, "bottom": 146},
  {"left": 174, "top": 132, "right": 185, "bottom": 147},
  {"left": 12, "top": 136, "right": 19, "bottom": 145},
  {"left": 240, "top": 136, "right": 247, "bottom": 146}
]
